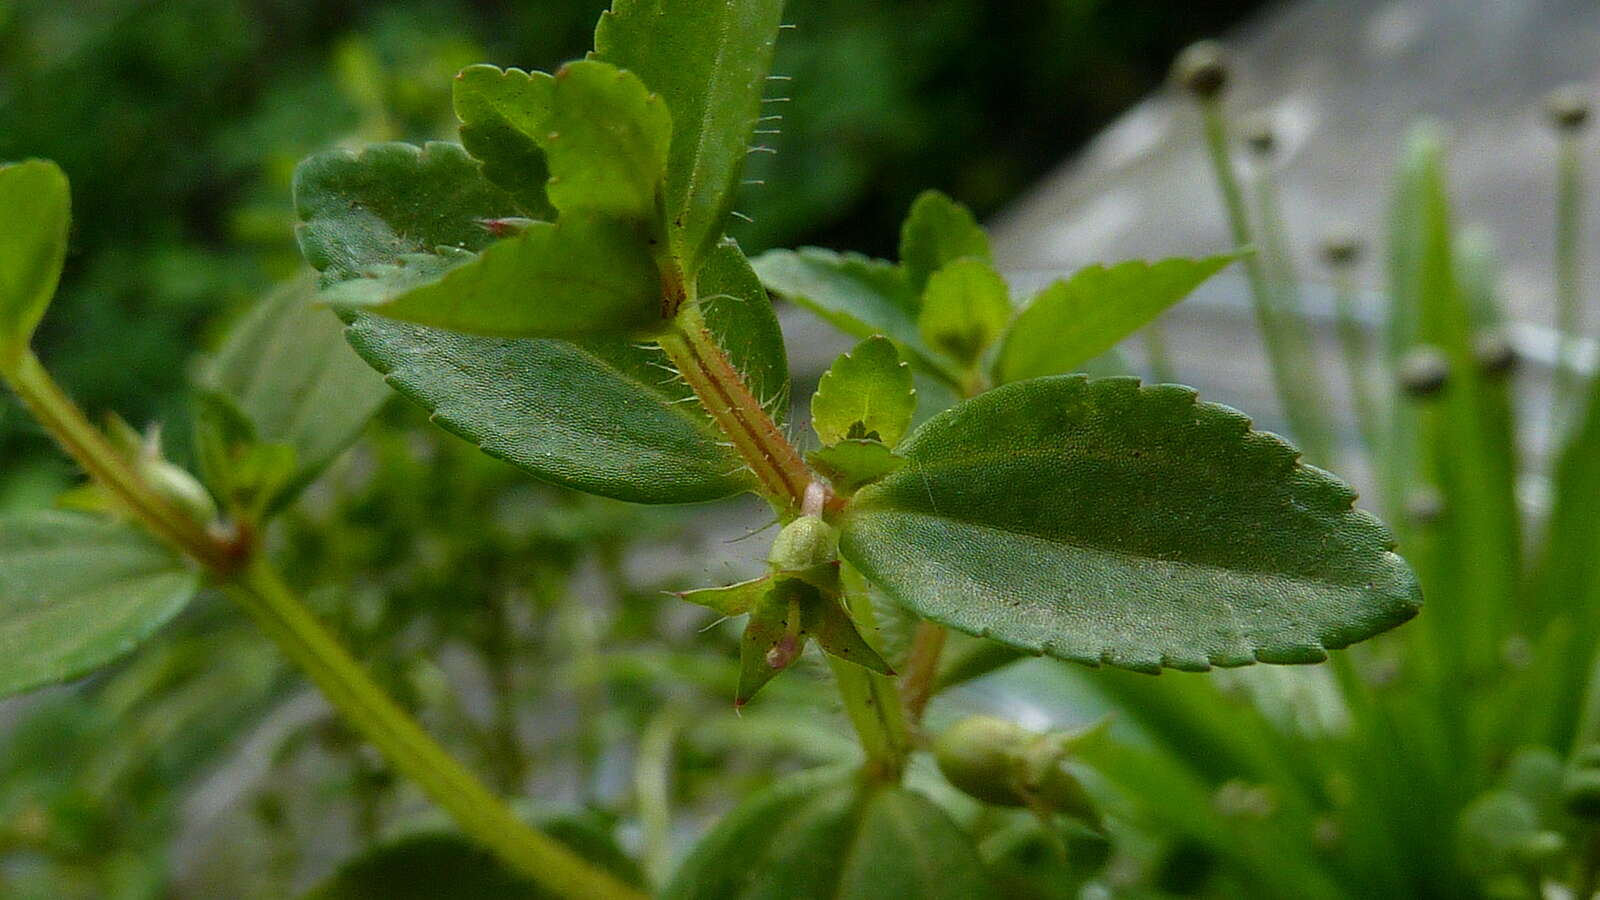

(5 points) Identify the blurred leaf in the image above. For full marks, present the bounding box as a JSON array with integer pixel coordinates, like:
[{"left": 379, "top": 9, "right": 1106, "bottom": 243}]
[
  {"left": 334, "top": 216, "right": 664, "bottom": 338},
  {"left": 0, "top": 159, "right": 70, "bottom": 358},
  {"left": 839, "top": 376, "right": 1421, "bottom": 673},
  {"left": 453, "top": 64, "right": 556, "bottom": 218},
  {"left": 994, "top": 255, "right": 1238, "bottom": 385},
  {"left": 753, "top": 248, "right": 953, "bottom": 378},
  {"left": 593, "top": 0, "right": 785, "bottom": 269},
  {"left": 662, "top": 768, "right": 994, "bottom": 899},
  {"left": 544, "top": 60, "right": 670, "bottom": 221},
  {"left": 197, "top": 275, "right": 390, "bottom": 512},
  {"left": 304, "top": 812, "right": 643, "bottom": 900},
  {"left": 0, "top": 512, "right": 200, "bottom": 698},
  {"left": 899, "top": 189, "right": 990, "bottom": 296},
  {"left": 918, "top": 258, "right": 1010, "bottom": 369},
  {"left": 811, "top": 336, "right": 915, "bottom": 447}
]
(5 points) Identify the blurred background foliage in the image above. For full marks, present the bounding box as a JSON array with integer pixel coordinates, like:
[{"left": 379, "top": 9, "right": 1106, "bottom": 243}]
[{"left": 0, "top": 0, "right": 1262, "bottom": 506}]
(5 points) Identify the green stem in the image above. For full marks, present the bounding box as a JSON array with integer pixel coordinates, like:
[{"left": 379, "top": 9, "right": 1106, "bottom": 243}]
[
  {"left": 1330, "top": 270, "right": 1386, "bottom": 464},
  {"left": 900, "top": 620, "right": 948, "bottom": 727},
  {"left": 657, "top": 302, "right": 813, "bottom": 516},
  {"left": 634, "top": 705, "right": 683, "bottom": 887},
  {"left": 227, "top": 559, "right": 645, "bottom": 900},
  {"left": 0, "top": 348, "right": 240, "bottom": 571},
  {"left": 1142, "top": 318, "right": 1177, "bottom": 384},
  {"left": 1556, "top": 134, "right": 1585, "bottom": 432},
  {"left": 4, "top": 346, "right": 641, "bottom": 900},
  {"left": 1198, "top": 101, "right": 1335, "bottom": 466},
  {"left": 834, "top": 564, "right": 910, "bottom": 780}
]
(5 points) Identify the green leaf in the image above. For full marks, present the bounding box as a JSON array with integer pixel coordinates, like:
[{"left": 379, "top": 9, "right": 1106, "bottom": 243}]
[
  {"left": 676, "top": 575, "right": 769, "bottom": 617},
  {"left": 345, "top": 242, "right": 785, "bottom": 504},
  {"left": 295, "top": 142, "right": 521, "bottom": 284},
  {"left": 593, "top": 0, "right": 786, "bottom": 269},
  {"left": 545, "top": 60, "right": 671, "bottom": 221},
  {"left": 197, "top": 275, "right": 390, "bottom": 512},
  {"left": 918, "top": 258, "right": 1012, "bottom": 369},
  {"left": 453, "top": 65, "right": 557, "bottom": 219},
  {"left": 662, "top": 768, "right": 995, "bottom": 900},
  {"left": 899, "top": 190, "right": 990, "bottom": 296},
  {"left": 838, "top": 376, "right": 1421, "bottom": 673},
  {"left": 753, "top": 248, "right": 952, "bottom": 380},
  {"left": 296, "top": 142, "right": 789, "bottom": 503},
  {"left": 811, "top": 336, "right": 915, "bottom": 447},
  {"left": 0, "top": 160, "right": 70, "bottom": 358},
  {"left": 333, "top": 216, "right": 664, "bottom": 338},
  {"left": 807, "top": 440, "right": 906, "bottom": 494},
  {"left": 994, "top": 255, "right": 1238, "bottom": 385},
  {"left": 0, "top": 512, "right": 201, "bottom": 698}
]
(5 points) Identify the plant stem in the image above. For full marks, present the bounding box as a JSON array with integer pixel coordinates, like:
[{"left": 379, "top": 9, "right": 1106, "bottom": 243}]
[
  {"left": 227, "top": 559, "right": 645, "bottom": 900},
  {"left": 634, "top": 705, "right": 683, "bottom": 888},
  {"left": 1198, "top": 100, "right": 1336, "bottom": 466},
  {"left": 0, "top": 348, "right": 241, "bottom": 572},
  {"left": 1142, "top": 319, "right": 1177, "bottom": 384},
  {"left": 833, "top": 564, "right": 911, "bottom": 780},
  {"left": 1330, "top": 269, "right": 1385, "bottom": 464},
  {"left": 899, "top": 621, "right": 948, "bottom": 727},
  {"left": 4, "top": 347, "right": 642, "bottom": 900},
  {"left": 657, "top": 302, "right": 813, "bottom": 516},
  {"left": 1556, "top": 132, "right": 1585, "bottom": 433}
]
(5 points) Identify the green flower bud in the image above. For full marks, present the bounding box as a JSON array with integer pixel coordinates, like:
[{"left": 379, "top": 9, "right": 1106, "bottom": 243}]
[
  {"left": 1473, "top": 329, "right": 1516, "bottom": 378},
  {"left": 1398, "top": 345, "right": 1450, "bottom": 398},
  {"left": 767, "top": 514, "right": 837, "bottom": 572},
  {"left": 1545, "top": 84, "right": 1591, "bottom": 132},
  {"left": 933, "top": 715, "right": 1029, "bottom": 807},
  {"left": 1172, "top": 41, "right": 1230, "bottom": 100},
  {"left": 1319, "top": 227, "right": 1363, "bottom": 269},
  {"left": 137, "top": 454, "right": 219, "bottom": 527}
]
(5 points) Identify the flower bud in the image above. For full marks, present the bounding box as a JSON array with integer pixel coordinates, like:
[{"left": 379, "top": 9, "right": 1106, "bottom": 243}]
[
  {"left": 1319, "top": 227, "right": 1363, "bottom": 269},
  {"left": 1241, "top": 112, "right": 1276, "bottom": 159},
  {"left": 1398, "top": 345, "right": 1450, "bottom": 398},
  {"left": 767, "top": 514, "right": 837, "bottom": 572},
  {"left": 1473, "top": 329, "right": 1516, "bottom": 377},
  {"left": 1172, "top": 41, "right": 1230, "bottom": 100},
  {"left": 1545, "top": 84, "right": 1591, "bottom": 132},
  {"left": 933, "top": 715, "right": 1029, "bottom": 807}
]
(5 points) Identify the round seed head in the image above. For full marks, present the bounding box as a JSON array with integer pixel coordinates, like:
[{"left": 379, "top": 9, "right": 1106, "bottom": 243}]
[
  {"left": 1398, "top": 345, "right": 1450, "bottom": 398},
  {"left": 933, "top": 715, "right": 1029, "bottom": 807},
  {"left": 1545, "top": 84, "right": 1591, "bottom": 132},
  {"left": 1319, "top": 226, "right": 1363, "bottom": 268},
  {"left": 1241, "top": 111, "right": 1276, "bottom": 158},
  {"left": 1473, "top": 329, "right": 1517, "bottom": 377},
  {"left": 1173, "top": 41, "right": 1230, "bottom": 100}
]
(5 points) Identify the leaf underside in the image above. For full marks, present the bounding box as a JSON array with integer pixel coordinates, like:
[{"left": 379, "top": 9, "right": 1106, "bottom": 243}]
[
  {"left": 0, "top": 159, "right": 71, "bottom": 353},
  {"left": 840, "top": 376, "right": 1421, "bottom": 674},
  {"left": 0, "top": 512, "right": 200, "bottom": 698}
]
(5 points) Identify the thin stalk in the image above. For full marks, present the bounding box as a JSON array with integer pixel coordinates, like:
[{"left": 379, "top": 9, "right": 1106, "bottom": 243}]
[
  {"left": 634, "top": 705, "right": 684, "bottom": 887},
  {"left": 1198, "top": 101, "right": 1336, "bottom": 465},
  {"left": 1330, "top": 270, "right": 1386, "bottom": 463},
  {"left": 899, "top": 621, "right": 948, "bottom": 726},
  {"left": 228, "top": 559, "right": 645, "bottom": 900},
  {"left": 1556, "top": 133, "right": 1585, "bottom": 432},
  {"left": 3, "top": 347, "right": 643, "bottom": 900},
  {"left": 0, "top": 348, "right": 241, "bottom": 572},
  {"left": 1142, "top": 319, "right": 1177, "bottom": 384},
  {"left": 834, "top": 563, "right": 911, "bottom": 779}
]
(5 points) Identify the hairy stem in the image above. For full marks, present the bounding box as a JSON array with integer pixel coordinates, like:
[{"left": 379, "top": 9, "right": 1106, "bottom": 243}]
[
  {"left": 657, "top": 301, "right": 813, "bottom": 515},
  {"left": 1198, "top": 100, "right": 1336, "bottom": 466},
  {"left": 228, "top": 559, "right": 645, "bottom": 900},
  {"left": 0, "top": 348, "right": 241, "bottom": 572}
]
